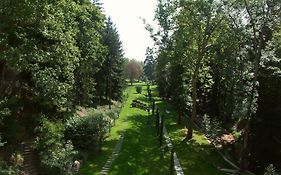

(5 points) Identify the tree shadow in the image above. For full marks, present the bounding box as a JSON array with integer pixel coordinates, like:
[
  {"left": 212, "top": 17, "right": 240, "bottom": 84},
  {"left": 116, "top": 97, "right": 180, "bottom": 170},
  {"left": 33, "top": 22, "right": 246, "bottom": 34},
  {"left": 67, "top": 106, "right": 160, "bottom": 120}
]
[{"left": 110, "top": 113, "right": 170, "bottom": 175}]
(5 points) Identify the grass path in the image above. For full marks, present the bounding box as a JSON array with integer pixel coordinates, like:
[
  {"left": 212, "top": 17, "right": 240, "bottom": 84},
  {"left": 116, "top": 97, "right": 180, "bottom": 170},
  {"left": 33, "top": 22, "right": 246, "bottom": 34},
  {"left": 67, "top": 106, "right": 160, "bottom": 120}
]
[
  {"left": 100, "top": 134, "right": 124, "bottom": 175},
  {"left": 79, "top": 83, "right": 169, "bottom": 175},
  {"left": 79, "top": 83, "right": 230, "bottom": 175}
]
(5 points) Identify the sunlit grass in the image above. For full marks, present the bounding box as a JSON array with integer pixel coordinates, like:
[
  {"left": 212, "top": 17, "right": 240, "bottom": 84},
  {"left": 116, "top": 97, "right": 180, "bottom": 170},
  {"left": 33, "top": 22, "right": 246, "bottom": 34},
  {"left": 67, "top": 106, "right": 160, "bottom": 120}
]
[
  {"left": 79, "top": 84, "right": 229, "bottom": 175},
  {"left": 79, "top": 83, "right": 170, "bottom": 175}
]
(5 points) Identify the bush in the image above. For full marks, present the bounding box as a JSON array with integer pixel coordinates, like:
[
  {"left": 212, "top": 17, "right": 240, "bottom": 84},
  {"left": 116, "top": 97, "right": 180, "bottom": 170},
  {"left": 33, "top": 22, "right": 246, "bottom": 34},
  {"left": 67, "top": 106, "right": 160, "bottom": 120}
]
[
  {"left": 65, "top": 110, "right": 110, "bottom": 151},
  {"left": 122, "top": 92, "right": 129, "bottom": 107},
  {"left": 35, "top": 118, "right": 77, "bottom": 175},
  {"left": 0, "top": 161, "right": 20, "bottom": 175},
  {"left": 202, "top": 114, "right": 222, "bottom": 139},
  {"left": 97, "top": 101, "right": 121, "bottom": 120},
  {"left": 136, "top": 85, "right": 142, "bottom": 94}
]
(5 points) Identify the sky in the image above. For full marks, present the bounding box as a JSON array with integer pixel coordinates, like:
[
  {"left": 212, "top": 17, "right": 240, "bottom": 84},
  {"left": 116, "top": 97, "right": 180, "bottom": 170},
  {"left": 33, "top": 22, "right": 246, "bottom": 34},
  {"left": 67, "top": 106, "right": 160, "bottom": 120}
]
[{"left": 101, "top": 0, "right": 158, "bottom": 61}]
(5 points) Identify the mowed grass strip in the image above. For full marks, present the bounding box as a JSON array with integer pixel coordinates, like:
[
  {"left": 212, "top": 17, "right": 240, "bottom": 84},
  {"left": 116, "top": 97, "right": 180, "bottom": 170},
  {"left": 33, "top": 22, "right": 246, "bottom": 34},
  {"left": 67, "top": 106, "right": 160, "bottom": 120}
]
[
  {"left": 150, "top": 85, "right": 230, "bottom": 175},
  {"left": 79, "top": 83, "right": 170, "bottom": 175},
  {"left": 109, "top": 83, "right": 170, "bottom": 175}
]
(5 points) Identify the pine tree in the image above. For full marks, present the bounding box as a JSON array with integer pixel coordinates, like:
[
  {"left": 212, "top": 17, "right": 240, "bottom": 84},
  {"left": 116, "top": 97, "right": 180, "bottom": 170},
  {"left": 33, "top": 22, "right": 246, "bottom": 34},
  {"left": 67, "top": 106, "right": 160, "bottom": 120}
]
[
  {"left": 73, "top": 0, "right": 106, "bottom": 107},
  {"left": 144, "top": 47, "right": 155, "bottom": 81},
  {"left": 95, "top": 17, "right": 125, "bottom": 107}
]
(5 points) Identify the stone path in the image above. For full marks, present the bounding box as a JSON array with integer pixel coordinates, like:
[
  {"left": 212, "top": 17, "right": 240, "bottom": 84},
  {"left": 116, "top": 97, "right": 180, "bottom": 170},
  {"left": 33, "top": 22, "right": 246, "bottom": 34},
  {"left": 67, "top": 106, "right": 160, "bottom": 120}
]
[
  {"left": 163, "top": 126, "right": 185, "bottom": 175},
  {"left": 100, "top": 134, "right": 125, "bottom": 175}
]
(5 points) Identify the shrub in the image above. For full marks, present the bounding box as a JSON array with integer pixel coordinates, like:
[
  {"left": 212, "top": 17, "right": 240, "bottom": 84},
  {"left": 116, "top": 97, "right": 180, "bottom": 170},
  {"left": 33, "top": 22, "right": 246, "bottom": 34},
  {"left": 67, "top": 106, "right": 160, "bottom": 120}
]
[
  {"left": 65, "top": 103, "right": 121, "bottom": 153},
  {"left": 65, "top": 111, "right": 110, "bottom": 151},
  {"left": 136, "top": 85, "right": 142, "bottom": 94},
  {"left": 121, "top": 92, "right": 129, "bottom": 107},
  {"left": 202, "top": 114, "right": 222, "bottom": 139},
  {"left": 35, "top": 118, "right": 77, "bottom": 175},
  {"left": 0, "top": 161, "right": 20, "bottom": 175}
]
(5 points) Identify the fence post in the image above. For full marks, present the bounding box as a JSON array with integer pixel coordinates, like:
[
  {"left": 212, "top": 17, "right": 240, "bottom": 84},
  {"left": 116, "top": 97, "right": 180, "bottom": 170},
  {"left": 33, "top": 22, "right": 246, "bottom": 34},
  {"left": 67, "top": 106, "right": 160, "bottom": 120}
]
[
  {"left": 152, "top": 100, "right": 155, "bottom": 116},
  {"left": 159, "top": 115, "right": 164, "bottom": 147},
  {"left": 156, "top": 109, "right": 160, "bottom": 136},
  {"left": 147, "top": 107, "right": 150, "bottom": 124},
  {"left": 170, "top": 147, "right": 174, "bottom": 175}
]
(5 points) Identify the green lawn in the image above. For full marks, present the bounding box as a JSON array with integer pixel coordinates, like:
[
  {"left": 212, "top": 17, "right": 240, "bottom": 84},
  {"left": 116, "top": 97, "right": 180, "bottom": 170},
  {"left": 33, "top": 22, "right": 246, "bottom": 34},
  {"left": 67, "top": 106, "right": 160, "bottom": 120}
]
[
  {"left": 150, "top": 85, "right": 230, "bottom": 175},
  {"left": 79, "top": 83, "right": 170, "bottom": 175},
  {"left": 79, "top": 83, "right": 229, "bottom": 175}
]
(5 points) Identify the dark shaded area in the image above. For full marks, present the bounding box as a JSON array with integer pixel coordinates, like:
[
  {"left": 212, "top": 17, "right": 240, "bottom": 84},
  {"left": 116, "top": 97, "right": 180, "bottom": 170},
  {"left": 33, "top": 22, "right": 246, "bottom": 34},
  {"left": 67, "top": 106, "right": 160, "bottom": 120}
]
[{"left": 249, "top": 75, "right": 281, "bottom": 173}]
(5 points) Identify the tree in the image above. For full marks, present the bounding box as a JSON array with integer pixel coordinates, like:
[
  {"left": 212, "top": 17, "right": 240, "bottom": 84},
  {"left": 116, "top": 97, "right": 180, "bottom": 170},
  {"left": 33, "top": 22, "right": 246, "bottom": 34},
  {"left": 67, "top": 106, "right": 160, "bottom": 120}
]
[
  {"left": 144, "top": 47, "right": 155, "bottom": 81},
  {"left": 95, "top": 17, "right": 125, "bottom": 108},
  {"left": 0, "top": 0, "right": 127, "bottom": 173},
  {"left": 0, "top": 0, "right": 81, "bottom": 172},
  {"left": 125, "top": 59, "right": 143, "bottom": 85},
  {"left": 151, "top": 0, "right": 281, "bottom": 171},
  {"left": 73, "top": 0, "right": 106, "bottom": 107},
  {"left": 231, "top": 0, "right": 281, "bottom": 168},
  {"left": 170, "top": 0, "right": 225, "bottom": 139},
  {"left": 0, "top": 0, "right": 80, "bottom": 117}
]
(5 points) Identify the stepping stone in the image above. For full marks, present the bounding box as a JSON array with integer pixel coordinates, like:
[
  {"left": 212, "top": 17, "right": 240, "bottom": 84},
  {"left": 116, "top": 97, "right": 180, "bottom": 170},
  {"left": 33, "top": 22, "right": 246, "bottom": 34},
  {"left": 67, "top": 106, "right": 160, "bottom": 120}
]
[
  {"left": 163, "top": 126, "right": 185, "bottom": 175},
  {"left": 100, "top": 134, "right": 125, "bottom": 174}
]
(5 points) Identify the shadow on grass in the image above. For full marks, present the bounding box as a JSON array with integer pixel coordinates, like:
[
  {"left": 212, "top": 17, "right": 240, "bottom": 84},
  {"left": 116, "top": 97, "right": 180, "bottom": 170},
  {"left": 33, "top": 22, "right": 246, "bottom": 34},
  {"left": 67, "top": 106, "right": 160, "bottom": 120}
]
[
  {"left": 167, "top": 125, "right": 229, "bottom": 175},
  {"left": 78, "top": 137, "right": 120, "bottom": 175},
  {"left": 110, "top": 113, "right": 170, "bottom": 175},
  {"left": 149, "top": 86, "right": 229, "bottom": 175}
]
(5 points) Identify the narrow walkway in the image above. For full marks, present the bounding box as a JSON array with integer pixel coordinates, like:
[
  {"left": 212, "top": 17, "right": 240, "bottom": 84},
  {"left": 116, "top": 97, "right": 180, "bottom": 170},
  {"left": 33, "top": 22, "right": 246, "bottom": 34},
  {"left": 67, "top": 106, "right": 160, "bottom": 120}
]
[
  {"left": 100, "top": 134, "right": 125, "bottom": 175},
  {"left": 163, "top": 126, "right": 184, "bottom": 175}
]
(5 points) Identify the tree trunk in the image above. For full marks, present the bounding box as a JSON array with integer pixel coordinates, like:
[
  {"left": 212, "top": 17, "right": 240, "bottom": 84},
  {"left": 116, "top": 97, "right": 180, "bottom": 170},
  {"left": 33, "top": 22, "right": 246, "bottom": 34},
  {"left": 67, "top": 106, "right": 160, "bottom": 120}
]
[
  {"left": 0, "top": 64, "right": 6, "bottom": 94},
  {"left": 177, "top": 109, "right": 182, "bottom": 125},
  {"left": 241, "top": 120, "right": 250, "bottom": 169},
  {"left": 105, "top": 76, "right": 109, "bottom": 101},
  {"left": 186, "top": 12, "right": 212, "bottom": 140},
  {"left": 109, "top": 75, "right": 112, "bottom": 109},
  {"left": 187, "top": 73, "right": 198, "bottom": 139}
]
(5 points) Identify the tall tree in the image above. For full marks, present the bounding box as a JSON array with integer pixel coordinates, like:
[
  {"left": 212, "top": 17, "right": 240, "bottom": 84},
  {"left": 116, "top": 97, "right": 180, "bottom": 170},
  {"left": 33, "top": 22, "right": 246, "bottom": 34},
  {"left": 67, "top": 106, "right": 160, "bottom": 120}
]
[
  {"left": 95, "top": 17, "right": 124, "bottom": 108},
  {"left": 227, "top": 0, "right": 281, "bottom": 168},
  {"left": 152, "top": 0, "right": 281, "bottom": 171},
  {"left": 74, "top": 0, "right": 106, "bottom": 106},
  {"left": 0, "top": 0, "right": 81, "bottom": 164},
  {"left": 172, "top": 0, "right": 225, "bottom": 139},
  {"left": 124, "top": 59, "right": 143, "bottom": 85},
  {"left": 144, "top": 47, "right": 155, "bottom": 81}
]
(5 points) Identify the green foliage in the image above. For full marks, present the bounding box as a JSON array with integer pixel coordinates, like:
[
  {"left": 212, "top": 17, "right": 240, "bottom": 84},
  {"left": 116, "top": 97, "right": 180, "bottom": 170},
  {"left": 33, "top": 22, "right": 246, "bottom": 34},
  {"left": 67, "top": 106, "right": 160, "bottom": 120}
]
[
  {"left": 264, "top": 164, "right": 277, "bottom": 175},
  {"left": 0, "top": 0, "right": 126, "bottom": 173},
  {"left": 65, "top": 104, "right": 121, "bottom": 151},
  {"left": 124, "top": 59, "right": 143, "bottom": 85},
  {"left": 0, "top": 98, "right": 10, "bottom": 122},
  {"left": 105, "top": 102, "right": 121, "bottom": 120},
  {"left": 231, "top": 129, "right": 242, "bottom": 141},
  {"left": 66, "top": 114, "right": 104, "bottom": 151},
  {"left": 0, "top": 161, "right": 20, "bottom": 175},
  {"left": 0, "top": 0, "right": 80, "bottom": 110},
  {"left": 136, "top": 85, "right": 142, "bottom": 94},
  {"left": 202, "top": 114, "right": 222, "bottom": 139},
  {"left": 79, "top": 84, "right": 171, "bottom": 175},
  {"left": 95, "top": 17, "right": 125, "bottom": 104},
  {"left": 151, "top": 0, "right": 281, "bottom": 170},
  {"left": 73, "top": 0, "right": 106, "bottom": 106},
  {"left": 144, "top": 47, "right": 155, "bottom": 81},
  {"left": 35, "top": 118, "right": 77, "bottom": 175}
]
